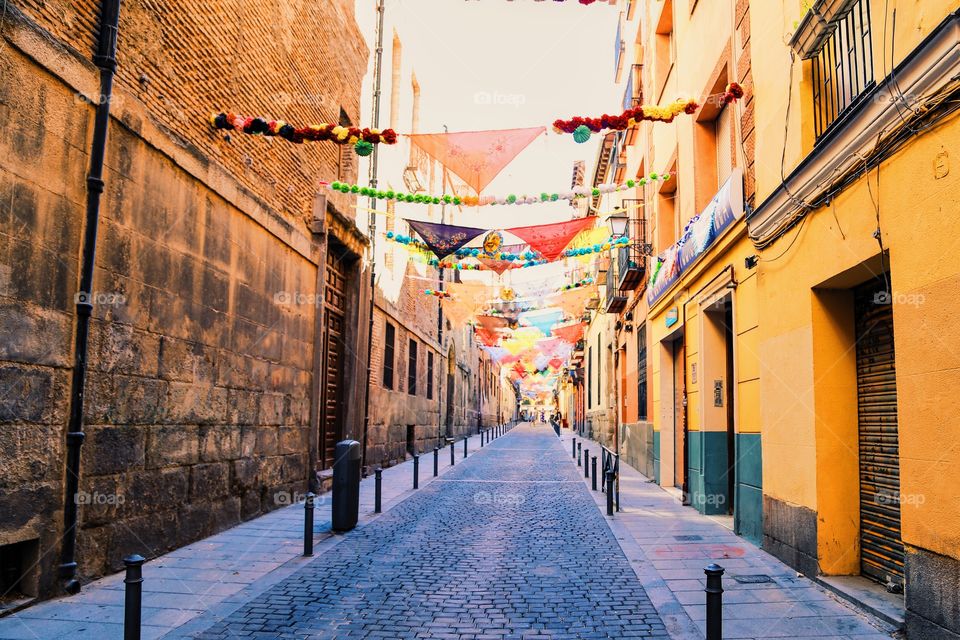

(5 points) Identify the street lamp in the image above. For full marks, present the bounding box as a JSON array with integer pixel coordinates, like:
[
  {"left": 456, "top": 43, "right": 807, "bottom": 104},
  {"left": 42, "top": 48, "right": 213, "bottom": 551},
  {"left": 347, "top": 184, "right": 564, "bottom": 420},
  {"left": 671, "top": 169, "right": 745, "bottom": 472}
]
[{"left": 606, "top": 209, "right": 629, "bottom": 238}]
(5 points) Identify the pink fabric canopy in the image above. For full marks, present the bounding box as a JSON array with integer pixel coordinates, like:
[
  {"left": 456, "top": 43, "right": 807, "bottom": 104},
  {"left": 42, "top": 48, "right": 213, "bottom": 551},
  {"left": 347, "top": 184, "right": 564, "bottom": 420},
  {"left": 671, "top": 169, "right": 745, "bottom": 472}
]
[{"left": 407, "top": 127, "right": 545, "bottom": 194}]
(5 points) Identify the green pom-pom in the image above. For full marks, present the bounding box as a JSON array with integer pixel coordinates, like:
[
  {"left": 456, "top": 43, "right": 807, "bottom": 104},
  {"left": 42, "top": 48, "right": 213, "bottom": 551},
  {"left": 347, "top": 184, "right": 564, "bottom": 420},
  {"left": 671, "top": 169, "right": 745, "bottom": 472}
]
[
  {"left": 550, "top": 193, "right": 559, "bottom": 201},
  {"left": 359, "top": 187, "right": 370, "bottom": 196},
  {"left": 376, "top": 190, "right": 386, "bottom": 199},
  {"left": 385, "top": 190, "right": 395, "bottom": 199},
  {"left": 626, "top": 179, "right": 636, "bottom": 188},
  {"left": 350, "top": 185, "right": 360, "bottom": 194},
  {"left": 453, "top": 197, "right": 462, "bottom": 205},
  {"left": 572, "top": 125, "right": 592, "bottom": 144},
  {"left": 354, "top": 140, "right": 374, "bottom": 156},
  {"left": 432, "top": 197, "right": 441, "bottom": 204},
  {"left": 443, "top": 195, "right": 452, "bottom": 204},
  {"left": 639, "top": 178, "right": 647, "bottom": 186},
  {"left": 541, "top": 193, "right": 549, "bottom": 201},
  {"left": 649, "top": 172, "right": 659, "bottom": 180},
  {"left": 405, "top": 194, "right": 415, "bottom": 202},
  {"left": 507, "top": 194, "right": 517, "bottom": 203},
  {"left": 331, "top": 181, "right": 341, "bottom": 190},
  {"left": 592, "top": 188, "right": 600, "bottom": 197}
]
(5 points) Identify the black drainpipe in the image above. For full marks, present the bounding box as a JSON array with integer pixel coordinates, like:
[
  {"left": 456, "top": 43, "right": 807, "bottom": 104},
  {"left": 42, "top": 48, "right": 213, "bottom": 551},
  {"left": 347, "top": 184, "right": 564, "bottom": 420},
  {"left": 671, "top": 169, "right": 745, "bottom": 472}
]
[{"left": 59, "top": 0, "right": 122, "bottom": 595}]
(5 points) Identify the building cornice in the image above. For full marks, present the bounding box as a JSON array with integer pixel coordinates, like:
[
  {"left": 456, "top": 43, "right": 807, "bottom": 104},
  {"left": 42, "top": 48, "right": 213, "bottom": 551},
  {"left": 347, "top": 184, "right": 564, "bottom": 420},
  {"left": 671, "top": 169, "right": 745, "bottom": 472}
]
[{"left": 748, "top": 10, "right": 960, "bottom": 245}]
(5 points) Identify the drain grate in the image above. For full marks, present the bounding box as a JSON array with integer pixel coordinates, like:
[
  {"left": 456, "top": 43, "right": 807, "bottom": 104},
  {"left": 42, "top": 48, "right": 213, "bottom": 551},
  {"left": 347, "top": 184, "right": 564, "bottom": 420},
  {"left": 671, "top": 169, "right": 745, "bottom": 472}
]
[
  {"left": 732, "top": 574, "right": 773, "bottom": 584},
  {"left": 674, "top": 535, "right": 703, "bottom": 541}
]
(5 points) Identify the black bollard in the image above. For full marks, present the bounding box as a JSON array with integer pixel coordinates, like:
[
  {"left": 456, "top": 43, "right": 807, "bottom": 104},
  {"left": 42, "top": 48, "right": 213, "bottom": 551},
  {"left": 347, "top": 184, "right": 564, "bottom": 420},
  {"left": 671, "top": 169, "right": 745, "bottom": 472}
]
[
  {"left": 481, "top": 430, "right": 485, "bottom": 447},
  {"left": 433, "top": 446, "right": 439, "bottom": 476},
  {"left": 577, "top": 442, "right": 582, "bottom": 466},
  {"left": 605, "top": 471, "right": 615, "bottom": 516},
  {"left": 413, "top": 454, "right": 420, "bottom": 489},
  {"left": 374, "top": 468, "right": 382, "bottom": 513},
  {"left": 572, "top": 437, "right": 577, "bottom": 459},
  {"left": 584, "top": 449, "right": 590, "bottom": 478},
  {"left": 123, "top": 554, "right": 145, "bottom": 640},
  {"left": 591, "top": 456, "right": 598, "bottom": 491},
  {"left": 450, "top": 441, "right": 455, "bottom": 466},
  {"left": 303, "top": 492, "right": 315, "bottom": 556},
  {"left": 463, "top": 436, "right": 468, "bottom": 458},
  {"left": 705, "top": 564, "right": 725, "bottom": 640}
]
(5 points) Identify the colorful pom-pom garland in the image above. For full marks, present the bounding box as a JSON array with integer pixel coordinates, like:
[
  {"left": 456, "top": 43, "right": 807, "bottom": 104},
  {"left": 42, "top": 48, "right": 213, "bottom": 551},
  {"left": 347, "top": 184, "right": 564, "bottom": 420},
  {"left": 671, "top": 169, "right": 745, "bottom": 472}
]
[
  {"left": 330, "top": 173, "right": 670, "bottom": 208},
  {"left": 423, "top": 289, "right": 452, "bottom": 299},
  {"left": 553, "top": 98, "right": 700, "bottom": 135},
  {"left": 210, "top": 113, "right": 398, "bottom": 155}
]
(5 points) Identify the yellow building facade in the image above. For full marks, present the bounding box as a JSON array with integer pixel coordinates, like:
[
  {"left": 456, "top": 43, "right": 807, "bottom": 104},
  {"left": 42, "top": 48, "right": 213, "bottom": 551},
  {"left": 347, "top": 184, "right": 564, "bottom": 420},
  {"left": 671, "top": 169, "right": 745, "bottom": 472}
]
[
  {"left": 606, "top": 1, "right": 959, "bottom": 633},
  {"left": 746, "top": 2, "right": 960, "bottom": 636}
]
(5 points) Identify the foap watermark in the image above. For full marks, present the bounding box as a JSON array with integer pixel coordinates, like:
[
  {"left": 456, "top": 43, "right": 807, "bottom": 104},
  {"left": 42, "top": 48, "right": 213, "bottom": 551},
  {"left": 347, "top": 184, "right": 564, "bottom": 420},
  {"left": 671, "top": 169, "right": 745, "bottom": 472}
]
[
  {"left": 75, "top": 490, "right": 125, "bottom": 506},
  {"left": 74, "top": 290, "right": 127, "bottom": 307},
  {"left": 872, "top": 290, "right": 925, "bottom": 307},
  {"left": 473, "top": 490, "right": 524, "bottom": 507},
  {"left": 689, "top": 492, "right": 727, "bottom": 509},
  {"left": 473, "top": 90, "right": 527, "bottom": 109},
  {"left": 875, "top": 490, "right": 925, "bottom": 506},
  {"left": 74, "top": 91, "right": 124, "bottom": 108},
  {"left": 274, "top": 291, "right": 321, "bottom": 306},
  {"left": 273, "top": 490, "right": 329, "bottom": 507},
  {"left": 273, "top": 91, "right": 338, "bottom": 111}
]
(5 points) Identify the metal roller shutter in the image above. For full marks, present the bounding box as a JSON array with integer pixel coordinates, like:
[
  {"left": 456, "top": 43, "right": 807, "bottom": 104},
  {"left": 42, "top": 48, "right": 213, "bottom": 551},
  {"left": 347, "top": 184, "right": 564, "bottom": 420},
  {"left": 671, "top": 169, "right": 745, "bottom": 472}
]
[{"left": 855, "top": 278, "right": 904, "bottom": 589}]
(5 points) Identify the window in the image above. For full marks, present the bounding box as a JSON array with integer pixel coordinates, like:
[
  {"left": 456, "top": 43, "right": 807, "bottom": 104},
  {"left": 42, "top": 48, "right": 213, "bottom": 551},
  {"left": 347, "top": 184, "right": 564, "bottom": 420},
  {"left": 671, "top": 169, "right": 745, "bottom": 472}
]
[
  {"left": 383, "top": 322, "right": 395, "bottom": 389},
  {"left": 654, "top": 0, "right": 675, "bottom": 96},
  {"left": 638, "top": 323, "right": 648, "bottom": 421},
  {"left": 596, "top": 334, "right": 602, "bottom": 407},
  {"left": 715, "top": 105, "right": 733, "bottom": 184},
  {"left": 407, "top": 339, "right": 418, "bottom": 396},
  {"left": 426, "top": 351, "right": 434, "bottom": 400},
  {"left": 810, "top": 0, "right": 874, "bottom": 138}
]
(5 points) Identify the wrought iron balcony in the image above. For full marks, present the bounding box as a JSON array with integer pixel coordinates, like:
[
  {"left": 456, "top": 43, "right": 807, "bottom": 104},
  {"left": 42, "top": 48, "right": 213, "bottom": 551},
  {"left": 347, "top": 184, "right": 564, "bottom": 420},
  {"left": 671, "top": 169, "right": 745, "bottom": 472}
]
[
  {"left": 616, "top": 243, "right": 647, "bottom": 291},
  {"left": 604, "top": 260, "right": 628, "bottom": 314}
]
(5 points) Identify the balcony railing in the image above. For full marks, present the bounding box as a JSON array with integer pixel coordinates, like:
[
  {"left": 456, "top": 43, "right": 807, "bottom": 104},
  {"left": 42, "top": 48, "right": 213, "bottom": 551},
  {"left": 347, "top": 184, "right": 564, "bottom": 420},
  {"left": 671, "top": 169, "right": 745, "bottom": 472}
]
[
  {"left": 604, "top": 261, "right": 628, "bottom": 313},
  {"left": 616, "top": 213, "right": 648, "bottom": 292}
]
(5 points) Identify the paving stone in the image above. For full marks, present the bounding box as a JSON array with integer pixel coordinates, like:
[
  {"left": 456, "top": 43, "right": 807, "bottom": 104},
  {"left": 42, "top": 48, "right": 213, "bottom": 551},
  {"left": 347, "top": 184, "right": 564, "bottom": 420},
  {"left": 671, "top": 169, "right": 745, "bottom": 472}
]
[{"left": 197, "top": 424, "right": 669, "bottom": 638}]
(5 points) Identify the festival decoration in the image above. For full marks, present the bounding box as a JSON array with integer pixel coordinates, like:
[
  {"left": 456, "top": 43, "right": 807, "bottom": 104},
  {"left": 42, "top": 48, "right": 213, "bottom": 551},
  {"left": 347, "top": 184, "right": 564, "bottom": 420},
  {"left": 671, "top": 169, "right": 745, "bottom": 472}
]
[
  {"left": 481, "top": 231, "right": 503, "bottom": 255},
  {"left": 423, "top": 289, "right": 452, "bottom": 299},
  {"left": 331, "top": 174, "right": 669, "bottom": 208},
  {"left": 508, "top": 216, "right": 597, "bottom": 261},
  {"left": 406, "top": 220, "right": 486, "bottom": 260},
  {"left": 209, "top": 113, "right": 398, "bottom": 156},
  {"left": 552, "top": 99, "right": 699, "bottom": 135},
  {"left": 572, "top": 124, "right": 593, "bottom": 144},
  {"left": 408, "top": 127, "right": 545, "bottom": 194},
  {"left": 552, "top": 322, "right": 586, "bottom": 344}
]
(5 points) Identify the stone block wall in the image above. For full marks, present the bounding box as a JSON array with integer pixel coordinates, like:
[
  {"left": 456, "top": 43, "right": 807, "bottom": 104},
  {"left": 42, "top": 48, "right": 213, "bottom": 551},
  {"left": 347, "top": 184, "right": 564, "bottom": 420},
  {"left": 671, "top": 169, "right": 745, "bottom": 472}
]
[{"left": 0, "top": 0, "right": 367, "bottom": 599}]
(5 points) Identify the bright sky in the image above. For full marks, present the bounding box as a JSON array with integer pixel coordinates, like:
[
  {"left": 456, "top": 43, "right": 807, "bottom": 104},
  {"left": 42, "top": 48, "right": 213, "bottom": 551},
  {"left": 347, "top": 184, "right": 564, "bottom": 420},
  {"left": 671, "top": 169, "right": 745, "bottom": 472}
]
[{"left": 354, "top": 0, "right": 624, "bottom": 231}]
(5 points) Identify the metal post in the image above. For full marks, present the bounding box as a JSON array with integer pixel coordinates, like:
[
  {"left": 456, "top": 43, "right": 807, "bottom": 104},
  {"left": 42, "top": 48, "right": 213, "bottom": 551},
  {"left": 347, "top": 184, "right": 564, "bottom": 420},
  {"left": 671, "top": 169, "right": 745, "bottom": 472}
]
[
  {"left": 433, "top": 446, "right": 439, "bottom": 476},
  {"left": 374, "top": 468, "right": 382, "bottom": 513},
  {"left": 450, "top": 441, "right": 455, "bottom": 466},
  {"left": 591, "top": 456, "right": 598, "bottom": 491},
  {"left": 584, "top": 449, "right": 590, "bottom": 478},
  {"left": 481, "top": 430, "right": 485, "bottom": 447},
  {"left": 577, "top": 442, "right": 582, "bottom": 466},
  {"left": 615, "top": 453, "right": 621, "bottom": 511},
  {"left": 413, "top": 454, "right": 419, "bottom": 489},
  {"left": 605, "top": 471, "right": 615, "bottom": 516},
  {"left": 123, "top": 554, "right": 144, "bottom": 640},
  {"left": 463, "top": 436, "right": 468, "bottom": 458},
  {"left": 572, "top": 437, "right": 576, "bottom": 459},
  {"left": 705, "top": 564, "right": 725, "bottom": 640},
  {"left": 303, "top": 492, "right": 315, "bottom": 556}
]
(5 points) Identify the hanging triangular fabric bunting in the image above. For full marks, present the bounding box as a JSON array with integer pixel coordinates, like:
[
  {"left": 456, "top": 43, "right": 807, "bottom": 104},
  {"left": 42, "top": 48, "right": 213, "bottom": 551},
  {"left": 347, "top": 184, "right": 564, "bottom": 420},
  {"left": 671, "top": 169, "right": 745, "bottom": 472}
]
[
  {"left": 477, "top": 244, "right": 525, "bottom": 275},
  {"left": 552, "top": 322, "right": 586, "bottom": 344},
  {"left": 477, "top": 315, "right": 509, "bottom": 332},
  {"left": 476, "top": 328, "right": 501, "bottom": 347},
  {"left": 558, "top": 287, "right": 594, "bottom": 318},
  {"left": 508, "top": 216, "right": 597, "bottom": 262},
  {"left": 407, "top": 127, "right": 546, "bottom": 194},
  {"left": 406, "top": 220, "right": 486, "bottom": 260},
  {"left": 440, "top": 297, "right": 476, "bottom": 327},
  {"left": 520, "top": 309, "right": 564, "bottom": 337}
]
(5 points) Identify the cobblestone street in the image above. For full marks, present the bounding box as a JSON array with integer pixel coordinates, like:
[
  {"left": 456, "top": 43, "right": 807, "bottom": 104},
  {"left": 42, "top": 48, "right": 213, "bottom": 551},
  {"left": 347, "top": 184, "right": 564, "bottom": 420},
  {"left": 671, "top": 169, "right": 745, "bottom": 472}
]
[{"left": 193, "top": 423, "right": 668, "bottom": 639}]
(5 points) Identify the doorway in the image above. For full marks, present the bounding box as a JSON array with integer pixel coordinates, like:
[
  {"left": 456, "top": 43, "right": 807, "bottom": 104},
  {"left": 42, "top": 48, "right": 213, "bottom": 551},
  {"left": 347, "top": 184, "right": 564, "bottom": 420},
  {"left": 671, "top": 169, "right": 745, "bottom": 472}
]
[
  {"left": 672, "top": 337, "right": 687, "bottom": 492},
  {"left": 854, "top": 276, "right": 904, "bottom": 591},
  {"left": 319, "top": 249, "right": 348, "bottom": 469}
]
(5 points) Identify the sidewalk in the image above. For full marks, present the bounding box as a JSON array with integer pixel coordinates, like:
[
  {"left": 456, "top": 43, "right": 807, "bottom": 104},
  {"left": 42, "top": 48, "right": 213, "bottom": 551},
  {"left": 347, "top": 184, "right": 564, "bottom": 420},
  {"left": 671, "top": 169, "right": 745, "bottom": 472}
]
[
  {"left": 0, "top": 427, "right": 507, "bottom": 640},
  {"left": 561, "top": 428, "right": 899, "bottom": 640}
]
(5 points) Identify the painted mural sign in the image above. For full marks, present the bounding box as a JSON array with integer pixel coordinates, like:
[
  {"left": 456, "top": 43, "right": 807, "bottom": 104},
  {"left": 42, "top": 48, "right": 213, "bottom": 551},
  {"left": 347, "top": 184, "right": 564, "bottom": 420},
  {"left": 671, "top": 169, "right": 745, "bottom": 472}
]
[{"left": 647, "top": 168, "right": 745, "bottom": 305}]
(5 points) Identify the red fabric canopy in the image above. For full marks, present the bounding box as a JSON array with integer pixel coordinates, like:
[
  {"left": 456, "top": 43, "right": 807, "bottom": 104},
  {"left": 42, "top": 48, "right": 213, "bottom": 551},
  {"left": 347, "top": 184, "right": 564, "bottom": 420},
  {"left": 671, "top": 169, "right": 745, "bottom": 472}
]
[
  {"left": 407, "top": 127, "right": 545, "bottom": 194},
  {"left": 508, "top": 216, "right": 597, "bottom": 261},
  {"left": 551, "top": 322, "right": 586, "bottom": 344}
]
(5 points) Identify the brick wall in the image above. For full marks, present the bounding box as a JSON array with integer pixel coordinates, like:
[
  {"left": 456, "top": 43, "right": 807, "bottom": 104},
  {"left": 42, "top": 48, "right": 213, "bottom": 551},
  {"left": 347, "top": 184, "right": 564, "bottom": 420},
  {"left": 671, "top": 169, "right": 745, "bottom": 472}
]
[
  {"left": 735, "top": 0, "right": 756, "bottom": 206},
  {"left": 0, "top": 0, "right": 367, "bottom": 599}
]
